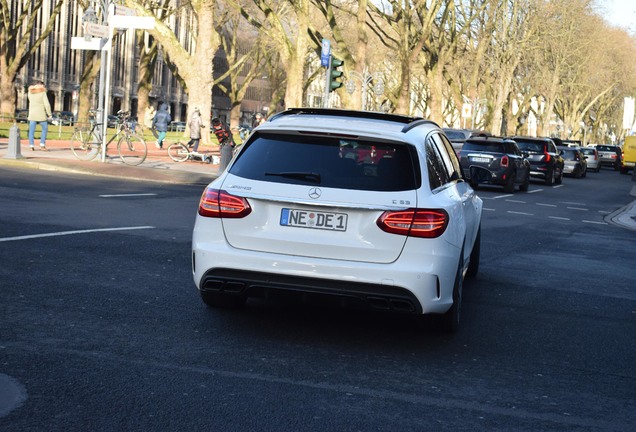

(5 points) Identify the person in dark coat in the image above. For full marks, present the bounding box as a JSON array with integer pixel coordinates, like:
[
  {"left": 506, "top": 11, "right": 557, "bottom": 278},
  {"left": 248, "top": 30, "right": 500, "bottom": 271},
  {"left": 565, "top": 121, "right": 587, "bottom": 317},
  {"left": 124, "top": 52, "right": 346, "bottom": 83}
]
[{"left": 151, "top": 103, "right": 171, "bottom": 149}]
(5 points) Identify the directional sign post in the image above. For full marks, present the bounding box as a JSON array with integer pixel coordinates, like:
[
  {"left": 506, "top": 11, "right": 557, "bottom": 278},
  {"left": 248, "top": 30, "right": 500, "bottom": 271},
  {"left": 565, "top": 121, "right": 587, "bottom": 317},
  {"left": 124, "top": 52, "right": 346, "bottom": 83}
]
[{"left": 72, "top": 2, "right": 155, "bottom": 162}]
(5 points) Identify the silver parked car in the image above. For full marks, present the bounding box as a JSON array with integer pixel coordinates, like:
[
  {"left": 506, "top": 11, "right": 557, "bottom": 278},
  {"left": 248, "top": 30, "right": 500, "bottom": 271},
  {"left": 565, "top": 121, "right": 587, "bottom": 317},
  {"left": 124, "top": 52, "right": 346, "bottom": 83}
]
[{"left": 580, "top": 147, "right": 600, "bottom": 172}]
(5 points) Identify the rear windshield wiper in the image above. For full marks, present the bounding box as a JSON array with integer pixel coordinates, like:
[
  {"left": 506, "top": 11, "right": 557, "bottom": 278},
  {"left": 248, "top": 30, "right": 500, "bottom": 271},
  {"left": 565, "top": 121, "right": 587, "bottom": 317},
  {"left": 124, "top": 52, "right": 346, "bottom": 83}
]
[{"left": 264, "top": 171, "right": 322, "bottom": 183}]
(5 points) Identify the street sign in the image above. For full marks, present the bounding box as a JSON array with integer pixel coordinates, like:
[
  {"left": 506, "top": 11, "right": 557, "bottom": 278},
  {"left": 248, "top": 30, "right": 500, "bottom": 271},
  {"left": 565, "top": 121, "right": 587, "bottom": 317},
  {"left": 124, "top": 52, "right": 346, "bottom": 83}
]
[
  {"left": 111, "top": 15, "right": 155, "bottom": 30},
  {"left": 114, "top": 5, "right": 136, "bottom": 16},
  {"left": 320, "top": 39, "right": 330, "bottom": 68},
  {"left": 71, "top": 36, "right": 106, "bottom": 50},
  {"left": 462, "top": 103, "right": 472, "bottom": 119},
  {"left": 84, "top": 22, "right": 109, "bottom": 38}
]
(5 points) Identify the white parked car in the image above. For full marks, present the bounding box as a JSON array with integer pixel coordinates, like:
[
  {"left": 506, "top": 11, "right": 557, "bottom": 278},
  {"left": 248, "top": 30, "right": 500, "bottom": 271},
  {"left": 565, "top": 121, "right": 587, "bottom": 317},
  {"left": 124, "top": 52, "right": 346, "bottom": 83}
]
[{"left": 192, "top": 108, "right": 483, "bottom": 332}]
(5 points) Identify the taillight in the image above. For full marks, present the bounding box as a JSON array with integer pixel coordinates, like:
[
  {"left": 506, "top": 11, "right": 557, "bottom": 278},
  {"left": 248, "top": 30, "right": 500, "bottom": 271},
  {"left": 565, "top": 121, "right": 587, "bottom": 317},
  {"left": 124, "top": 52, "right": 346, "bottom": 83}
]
[
  {"left": 377, "top": 209, "right": 448, "bottom": 238},
  {"left": 544, "top": 150, "right": 551, "bottom": 162},
  {"left": 501, "top": 155, "right": 509, "bottom": 167},
  {"left": 198, "top": 188, "right": 252, "bottom": 218}
]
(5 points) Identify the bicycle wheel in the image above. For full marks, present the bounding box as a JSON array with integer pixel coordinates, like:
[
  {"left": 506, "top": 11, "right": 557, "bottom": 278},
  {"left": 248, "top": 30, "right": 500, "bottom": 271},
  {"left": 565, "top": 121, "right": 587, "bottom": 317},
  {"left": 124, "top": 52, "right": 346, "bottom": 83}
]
[
  {"left": 70, "top": 130, "right": 100, "bottom": 161},
  {"left": 117, "top": 133, "right": 147, "bottom": 166},
  {"left": 167, "top": 143, "right": 190, "bottom": 162}
]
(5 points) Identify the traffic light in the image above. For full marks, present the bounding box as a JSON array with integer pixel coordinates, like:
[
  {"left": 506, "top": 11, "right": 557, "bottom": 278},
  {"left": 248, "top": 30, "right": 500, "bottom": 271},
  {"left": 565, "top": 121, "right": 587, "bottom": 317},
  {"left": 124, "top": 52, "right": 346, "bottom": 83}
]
[{"left": 329, "top": 56, "right": 344, "bottom": 92}]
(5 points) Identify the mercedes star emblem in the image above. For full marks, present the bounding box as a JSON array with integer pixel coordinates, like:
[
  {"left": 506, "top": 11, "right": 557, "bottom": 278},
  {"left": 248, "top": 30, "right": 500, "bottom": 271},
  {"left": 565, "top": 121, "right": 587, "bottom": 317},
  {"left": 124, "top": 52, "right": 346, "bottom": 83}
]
[{"left": 308, "top": 187, "right": 322, "bottom": 199}]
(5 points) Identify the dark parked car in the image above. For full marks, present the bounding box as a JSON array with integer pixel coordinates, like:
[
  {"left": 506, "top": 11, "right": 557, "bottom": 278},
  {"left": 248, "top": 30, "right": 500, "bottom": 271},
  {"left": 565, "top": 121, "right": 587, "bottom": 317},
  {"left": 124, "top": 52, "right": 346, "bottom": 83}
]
[
  {"left": 169, "top": 121, "right": 186, "bottom": 132},
  {"left": 49, "top": 111, "right": 74, "bottom": 126},
  {"left": 459, "top": 136, "right": 530, "bottom": 192},
  {"left": 107, "top": 115, "right": 119, "bottom": 128},
  {"left": 512, "top": 136, "right": 564, "bottom": 185},
  {"left": 557, "top": 146, "right": 587, "bottom": 178},
  {"left": 442, "top": 128, "right": 490, "bottom": 154},
  {"left": 14, "top": 109, "right": 28, "bottom": 123},
  {"left": 593, "top": 144, "right": 622, "bottom": 170}
]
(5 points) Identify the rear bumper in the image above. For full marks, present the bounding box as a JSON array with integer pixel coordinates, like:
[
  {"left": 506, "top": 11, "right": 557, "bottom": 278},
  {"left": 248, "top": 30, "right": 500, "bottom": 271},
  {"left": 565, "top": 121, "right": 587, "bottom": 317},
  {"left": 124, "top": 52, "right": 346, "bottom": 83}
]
[
  {"left": 192, "top": 231, "right": 460, "bottom": 315},
  {"left": 199, "top": 268, "right": 422, "bottom": 313}
]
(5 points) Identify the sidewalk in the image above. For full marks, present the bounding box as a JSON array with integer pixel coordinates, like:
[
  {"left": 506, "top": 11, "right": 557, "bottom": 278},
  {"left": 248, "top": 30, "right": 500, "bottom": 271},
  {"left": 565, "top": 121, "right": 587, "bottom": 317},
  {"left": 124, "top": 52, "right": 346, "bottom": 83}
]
[
  {"left": 0, "top": 138, "right": 220, "bottom": 186},
  {"left": 2, "top": 136, "right": 636, "bottom": 232}
]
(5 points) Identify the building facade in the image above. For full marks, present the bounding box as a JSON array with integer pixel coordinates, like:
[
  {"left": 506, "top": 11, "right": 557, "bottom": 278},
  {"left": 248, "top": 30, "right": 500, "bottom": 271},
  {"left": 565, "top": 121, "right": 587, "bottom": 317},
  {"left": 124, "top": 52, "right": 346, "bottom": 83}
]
[{"left": 12, "top": 0, "right": 269, "bottom": 124}]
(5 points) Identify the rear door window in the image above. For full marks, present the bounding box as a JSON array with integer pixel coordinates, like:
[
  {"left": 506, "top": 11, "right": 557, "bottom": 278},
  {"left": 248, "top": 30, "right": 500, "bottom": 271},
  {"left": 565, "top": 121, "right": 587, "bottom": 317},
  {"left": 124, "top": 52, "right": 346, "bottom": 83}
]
[{"left": 229, "top": 132, "right": 420, "bottom": 192}]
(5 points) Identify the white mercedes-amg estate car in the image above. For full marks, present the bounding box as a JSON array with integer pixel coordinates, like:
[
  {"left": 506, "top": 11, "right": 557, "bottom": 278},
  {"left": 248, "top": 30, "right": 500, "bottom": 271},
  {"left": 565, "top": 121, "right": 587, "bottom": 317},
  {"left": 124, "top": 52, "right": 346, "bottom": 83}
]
[{"left": 192, "top": 108, "right": 482, "bottom": 332}]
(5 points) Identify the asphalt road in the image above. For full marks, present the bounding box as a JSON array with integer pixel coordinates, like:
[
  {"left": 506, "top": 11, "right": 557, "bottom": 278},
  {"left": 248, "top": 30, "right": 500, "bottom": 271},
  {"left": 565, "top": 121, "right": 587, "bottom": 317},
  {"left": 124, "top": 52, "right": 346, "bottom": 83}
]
[{"left": 1, "top": 165, "right": 635, "bottom": 431}]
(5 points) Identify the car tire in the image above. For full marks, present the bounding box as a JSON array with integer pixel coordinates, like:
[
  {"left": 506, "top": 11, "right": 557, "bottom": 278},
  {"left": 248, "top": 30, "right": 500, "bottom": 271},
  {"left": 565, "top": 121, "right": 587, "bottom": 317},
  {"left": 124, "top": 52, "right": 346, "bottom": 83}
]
[
  {"left": 555, "top": 167, "right": 563, "bottom": 185},
  {"left": 200, "top": 291, "right": 246, "bottom": 309},
  {"left": 503, "top": 172, "right": 515, "bottom": 193},
  {"left": 466, "top": 226, "right": 480, "bottom": 279},
  {"left": 545, "top": 168, "right": 555, "bottom": 186},
  {"left": 581, "top": 166, "right": 587, "bottom": 178},
  {"left": 519, "top": 172, "right": 530, "bottom": 192},
  {"left": 438, "top": 258, "right": 463, "bottom": 333}
]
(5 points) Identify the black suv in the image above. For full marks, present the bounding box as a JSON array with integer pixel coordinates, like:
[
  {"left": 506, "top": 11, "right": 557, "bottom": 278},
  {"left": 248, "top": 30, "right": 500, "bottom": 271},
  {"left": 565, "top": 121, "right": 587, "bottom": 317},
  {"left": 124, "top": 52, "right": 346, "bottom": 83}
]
[
  {"left": 512, "top": 136, "right": 564, "bottom": 185},
  {"left": 459, "top": 136, "right": 530, "bottom": 192}
]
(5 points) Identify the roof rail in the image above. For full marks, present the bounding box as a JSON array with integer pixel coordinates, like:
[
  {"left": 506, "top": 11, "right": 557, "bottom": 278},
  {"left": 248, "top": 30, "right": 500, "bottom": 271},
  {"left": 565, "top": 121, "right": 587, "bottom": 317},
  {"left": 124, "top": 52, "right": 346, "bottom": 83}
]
[{"left": 268, "top": 108, "right": 439, "bottom": 132}]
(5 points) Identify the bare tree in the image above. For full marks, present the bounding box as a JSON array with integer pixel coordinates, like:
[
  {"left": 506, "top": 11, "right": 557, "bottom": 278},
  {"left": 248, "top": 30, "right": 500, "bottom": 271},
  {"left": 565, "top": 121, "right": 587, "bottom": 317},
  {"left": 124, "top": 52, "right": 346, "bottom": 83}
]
[
  {"left": 0, "top": 0, "right": 64, "bottom": 116},
  {"left": 213, "top": 10, "right": 266, "bottom": 128},
  {"left": 125, "top": 0, "right": 220, "bottom": 141}
]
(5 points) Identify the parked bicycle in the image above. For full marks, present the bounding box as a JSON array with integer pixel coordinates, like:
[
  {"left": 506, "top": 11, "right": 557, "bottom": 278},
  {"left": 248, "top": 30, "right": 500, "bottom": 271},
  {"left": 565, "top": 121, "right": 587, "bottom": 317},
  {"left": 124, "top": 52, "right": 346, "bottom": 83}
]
[
  {"left": 167, "top": 141, "right": 215, "bottom": 164},
  {"left": 70, "top": 110, "right": 147, "bottom": 166}
]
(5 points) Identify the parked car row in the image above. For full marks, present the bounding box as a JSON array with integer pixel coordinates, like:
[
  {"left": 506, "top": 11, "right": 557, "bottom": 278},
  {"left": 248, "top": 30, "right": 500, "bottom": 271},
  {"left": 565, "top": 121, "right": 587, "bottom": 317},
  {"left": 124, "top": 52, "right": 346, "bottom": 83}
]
[{"left": 454, "top": 134, "right": 621, "bottom": 193}]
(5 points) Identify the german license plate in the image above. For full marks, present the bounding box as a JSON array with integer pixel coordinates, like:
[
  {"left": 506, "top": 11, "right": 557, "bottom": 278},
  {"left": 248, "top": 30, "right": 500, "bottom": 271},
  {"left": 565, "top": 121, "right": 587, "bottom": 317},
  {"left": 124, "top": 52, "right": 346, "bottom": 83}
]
[
  {"left": 280, "top": 208, "right": 348, "bottom": 231},
  {"left": 471, "top": 157, "right": 490, "bottom": 163}
]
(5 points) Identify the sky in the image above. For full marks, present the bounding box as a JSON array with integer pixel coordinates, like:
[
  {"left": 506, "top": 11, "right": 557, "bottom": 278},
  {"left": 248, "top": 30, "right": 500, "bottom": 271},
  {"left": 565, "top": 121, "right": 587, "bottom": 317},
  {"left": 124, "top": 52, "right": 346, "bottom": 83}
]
[{"left": 597, "top": 0, "right": 636, "bottom": 33}]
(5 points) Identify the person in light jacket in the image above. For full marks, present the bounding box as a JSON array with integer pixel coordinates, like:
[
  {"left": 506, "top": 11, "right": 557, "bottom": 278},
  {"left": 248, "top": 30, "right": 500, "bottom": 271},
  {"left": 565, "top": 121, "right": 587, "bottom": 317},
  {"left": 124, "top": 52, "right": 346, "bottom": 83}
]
[
  {"left": 27, "top": 80, "right": 52, "bottom": 151},
  {"left": 151, "top": 103, "right": 171, "bottom": 149},
  {"left": 187, "top": 107, "right": 204, "bottom": 152}
]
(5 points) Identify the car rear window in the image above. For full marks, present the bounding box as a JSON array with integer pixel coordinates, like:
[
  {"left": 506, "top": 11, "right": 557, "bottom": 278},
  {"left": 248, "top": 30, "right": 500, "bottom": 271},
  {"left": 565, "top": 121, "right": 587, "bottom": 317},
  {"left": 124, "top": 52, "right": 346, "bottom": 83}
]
[
  {"left": 515, "top": 140, "right": 545, "bottom": 153},
  {"left": 229, "top": 132, "right": 420, "bottom": 192},
  {"left": 444, "top": 131, "right": 468, "bottom": 141},
  {"left": 580, "top": 148, "right": 595, "bottom": 156},
  {"left": 462, "top": 141, "right": 505, "bottom": 153},
  {"left": 560, "top": 149, "right": 577, "bottom": 160}
]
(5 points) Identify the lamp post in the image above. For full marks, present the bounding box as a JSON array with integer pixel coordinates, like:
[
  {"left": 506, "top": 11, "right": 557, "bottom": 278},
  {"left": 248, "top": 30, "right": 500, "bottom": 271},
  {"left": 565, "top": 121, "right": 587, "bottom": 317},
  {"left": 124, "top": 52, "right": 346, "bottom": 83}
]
[{"left": 345, "top": 67, "right": 383, "bottom": 111}]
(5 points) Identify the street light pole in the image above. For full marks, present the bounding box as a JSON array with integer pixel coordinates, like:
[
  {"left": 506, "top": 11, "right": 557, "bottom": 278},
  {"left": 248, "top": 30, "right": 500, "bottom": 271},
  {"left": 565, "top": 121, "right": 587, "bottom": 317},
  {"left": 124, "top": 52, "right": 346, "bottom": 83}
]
[{"left": 345, "top": 67, "right": 383, "bottom": 111}]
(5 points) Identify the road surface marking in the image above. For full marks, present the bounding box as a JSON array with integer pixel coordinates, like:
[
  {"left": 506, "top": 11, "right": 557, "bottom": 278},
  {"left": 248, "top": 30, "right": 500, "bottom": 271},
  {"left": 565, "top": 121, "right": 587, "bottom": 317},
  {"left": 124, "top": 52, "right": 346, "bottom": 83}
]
[
  {"left": 99, "top": 193, "right": 158, "bottom": 198},
  {"left": 582, "top": 220, "right": 608, "bottom": 225},
  {"left": 507, "top": 211, "right": 533, "bottom": 216},
  {"left": 537, "top": 203, "right": 557, "bottom": 207},
  {"left": 549, "top": 216, "right": 570, "bottom": 221},
  {"left": 0, "top": 226, "right": 155, "bottom": 242}
]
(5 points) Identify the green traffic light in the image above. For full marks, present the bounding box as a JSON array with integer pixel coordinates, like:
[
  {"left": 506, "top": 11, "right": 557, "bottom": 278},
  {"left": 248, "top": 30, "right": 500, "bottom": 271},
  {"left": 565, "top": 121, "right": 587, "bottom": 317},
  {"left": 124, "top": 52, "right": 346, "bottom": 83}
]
[{"left": 329, "top": 56, "right": 344, "bottom": 92}]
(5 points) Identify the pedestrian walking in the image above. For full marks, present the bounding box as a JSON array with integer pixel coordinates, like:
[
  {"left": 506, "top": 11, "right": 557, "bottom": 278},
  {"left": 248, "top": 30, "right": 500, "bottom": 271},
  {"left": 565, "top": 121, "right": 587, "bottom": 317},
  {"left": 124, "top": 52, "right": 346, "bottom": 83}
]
[
  {"left": 151, "top": 103, "right": 171, "bottom": 149},
  {"left": 187, "top": 107, "right": 204, "bottom": 152},
  {"left": 27, "top": 80, "right": 52, "bottom": 151}
]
